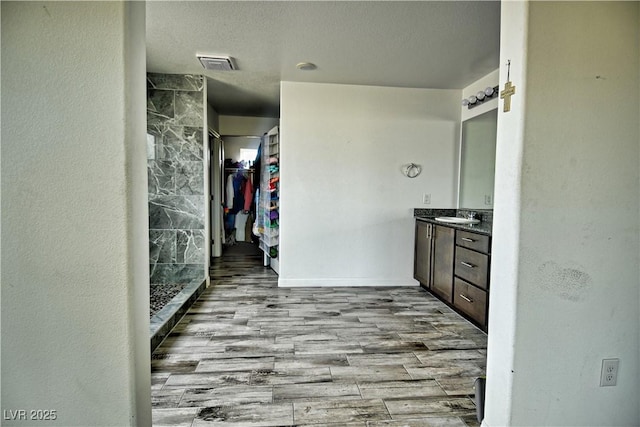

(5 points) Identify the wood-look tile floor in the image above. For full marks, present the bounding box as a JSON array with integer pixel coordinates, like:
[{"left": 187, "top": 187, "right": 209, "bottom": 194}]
[{"left": 152, "top": 245, "right": 487, "bottom": 426}]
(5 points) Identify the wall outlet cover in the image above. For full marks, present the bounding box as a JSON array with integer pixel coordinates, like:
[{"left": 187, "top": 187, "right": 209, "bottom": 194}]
[{"left": 600, "top": 358, "right": 619, "bottom": 387}]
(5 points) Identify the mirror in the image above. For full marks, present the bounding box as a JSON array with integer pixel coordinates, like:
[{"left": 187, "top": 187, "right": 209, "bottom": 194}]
[{"left": 459, "top": 108, "right": 498, "bottom": 209}]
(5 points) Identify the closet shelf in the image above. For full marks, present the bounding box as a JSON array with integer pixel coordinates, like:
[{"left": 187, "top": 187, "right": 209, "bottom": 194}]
[{"left": 258, "top": 126, "right": 280, "bottom": 260}]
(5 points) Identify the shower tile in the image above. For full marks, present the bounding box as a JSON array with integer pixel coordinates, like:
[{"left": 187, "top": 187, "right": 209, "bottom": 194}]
[
  {"left": 150, "top": 264, "right": 205, "bottom": 284},
  {"left": 148, "top": 195, "right": 205, "bottom": 230},
  {"left": 147, "top": 89, "right": 174, "bottom": 119},
  {"left": 148, "top": 160, "right": 176, "bottom": 195},
  {"left": 176, "top": 161, "right": 204, "bottom": 195},
  {"left": 176, "top": 229, "right": 205, "bottom": 264},
  {"left": 147, "top": 73, "right": 204, "bottom": 91},
  {"left": 149, "top": 230, "right": 176, "bottom": 264},
  {"left": 174, "top": 91, "right": 203, "bottom": 127},
  {"left": 162, "top": 126, "right": 203, "bottom": 162}
]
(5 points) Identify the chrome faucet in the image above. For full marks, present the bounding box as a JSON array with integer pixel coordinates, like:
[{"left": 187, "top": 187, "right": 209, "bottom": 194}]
[{"left": 467, "top": 211, "right": 478, "bottom": 220}]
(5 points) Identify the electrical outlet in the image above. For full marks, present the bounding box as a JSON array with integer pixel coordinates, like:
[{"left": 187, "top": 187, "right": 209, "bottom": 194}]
[
  {"left": 600, "top": 358, "right": 619, "bottom": 387},
  {"left": 484, "top": 195, "right": 492, "bottom": 205},
  {"left": 423, "top": 194, "right": 431, "bottom": 205}
]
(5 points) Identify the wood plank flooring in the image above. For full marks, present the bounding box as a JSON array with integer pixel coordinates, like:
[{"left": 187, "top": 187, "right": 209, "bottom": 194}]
[{"left": 152, "top": 245, "right": 486, "bottom": 426}]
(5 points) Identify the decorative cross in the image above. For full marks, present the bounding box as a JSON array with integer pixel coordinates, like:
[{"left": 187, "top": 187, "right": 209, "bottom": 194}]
[
  {"left": 500, "top": 60, "right": 516, "bottom": 112},
  {"left": 500, "top": 81, "right": 516, "bottom": 112}
]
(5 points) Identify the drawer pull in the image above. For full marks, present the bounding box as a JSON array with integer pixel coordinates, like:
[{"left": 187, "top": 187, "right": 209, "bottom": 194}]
[
  {"left": 461, "top": 261, "right": 475, "bottom": 268},
  {"left": 461, "top": 237, "right": 475, "bottom": 242},
  {"left": 459, "top": 294, "right": 474, "bottom": 303}
]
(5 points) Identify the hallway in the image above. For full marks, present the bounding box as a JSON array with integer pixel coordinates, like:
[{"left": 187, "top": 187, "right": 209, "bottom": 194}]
[{"left": 151, "top": 245, "right": 486, "bottom": 426}]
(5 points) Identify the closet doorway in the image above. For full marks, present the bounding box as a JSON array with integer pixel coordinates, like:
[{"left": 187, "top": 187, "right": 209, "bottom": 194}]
[{"left": 211, "top": 135, "right": 262, "bottom": 260}]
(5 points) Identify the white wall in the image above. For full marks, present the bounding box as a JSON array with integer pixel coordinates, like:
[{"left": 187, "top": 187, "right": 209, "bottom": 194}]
[
  {"left": 219, "top": 115, "right": 279, "bottom": 136},
  {"left": 1, "top": 2, "right": 150, "bottom": 425},
  {"left": 485, "top": 2, "right": 640, "bottom": 426},
  {"left": 203, "top": 85, "right": 211, "bottom": 280},
  {"left": 279, "top": 81, "right": 460, "bottom": 286},
  {"left": 124, "top": 3, "right": 152, "bottom": 425},
  {"left": 483, "top": 2, "right": 529, "bottom": 423}
]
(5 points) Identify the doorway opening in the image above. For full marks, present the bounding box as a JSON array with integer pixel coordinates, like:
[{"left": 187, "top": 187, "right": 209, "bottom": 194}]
[{"left": 210, "top": 129, "right": 279, "bottom": 272}]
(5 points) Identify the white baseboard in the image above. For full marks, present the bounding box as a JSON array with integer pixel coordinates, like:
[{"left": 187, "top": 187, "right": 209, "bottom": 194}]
[{"left": 277, "top": 278, "right": 419, "bottom": 287}]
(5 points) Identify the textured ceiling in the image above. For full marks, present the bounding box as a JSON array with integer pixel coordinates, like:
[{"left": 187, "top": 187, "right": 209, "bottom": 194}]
[{"left": 146, "top": 1, "right": 501, "bottom": 117}]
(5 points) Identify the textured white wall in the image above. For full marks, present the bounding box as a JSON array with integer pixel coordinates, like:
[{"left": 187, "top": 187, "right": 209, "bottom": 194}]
[
  {"left": 485, "top": 2, "right": 640, "bottom": 425},
  {"left": 483, "top": 2, "right": 529, "bottom": 423},
  {"left": 279, "top": 82, "right": 460, "bottom": 286},
  {"left": 203, "top": 84, "right": 211, "bottom": 281},
  {"left": 1, "top": 2, "right": 150, "bottom": 425},
  {"left": 124, "top": 2, "right": 152, "bottom": 425}
]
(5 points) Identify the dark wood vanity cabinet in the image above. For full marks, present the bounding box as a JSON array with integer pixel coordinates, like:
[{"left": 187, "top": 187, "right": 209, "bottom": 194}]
[
  {"left": 431, "top": 225, "right": 455, "bottom": 303},
  {"left": 414, "top": 220, "right": 491, "bottom": 330},
  {"left": 453, "top": 230, "right": 490, "bottom": 328},
  {"left": 455, "top": 246, "right": 489, "bottom": 290},
  {"left": 414, "top": 221, "right": 433, "bottom": 286},
  {"left": 413, "top": 222, "right": 455, "bottom": 302},
  {"left": 453, "top": 278, "right": 487, "bottom": 325}
]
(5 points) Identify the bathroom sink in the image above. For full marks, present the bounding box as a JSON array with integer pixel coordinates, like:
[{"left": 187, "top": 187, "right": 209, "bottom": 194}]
[{"left": 435, "top": 216, "right": 480, "bottom": 225}]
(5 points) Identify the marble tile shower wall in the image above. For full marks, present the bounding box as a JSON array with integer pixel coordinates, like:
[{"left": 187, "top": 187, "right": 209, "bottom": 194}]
[{"left": 147, "top": 73, "right": 206, "bottom": 284}]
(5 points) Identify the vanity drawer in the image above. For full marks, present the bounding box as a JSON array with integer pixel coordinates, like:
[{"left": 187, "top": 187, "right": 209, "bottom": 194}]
[
  {"left": 456, "top": 231, "right": 490, "bottom": 254},
  {"left": 453, "top": 278, "right": 487, "bottom": 327},
  {"left": 455, "top": 247, "right": 489, "bottom": 290}
]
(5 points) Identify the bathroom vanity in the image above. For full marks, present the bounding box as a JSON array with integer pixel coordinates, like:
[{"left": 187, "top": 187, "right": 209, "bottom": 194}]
[
  {"left": 414, "top": 214, "right": 491, "bottom": 331},
  {"left": 413, "top": 105, "right": 497, "bottom": 331}
]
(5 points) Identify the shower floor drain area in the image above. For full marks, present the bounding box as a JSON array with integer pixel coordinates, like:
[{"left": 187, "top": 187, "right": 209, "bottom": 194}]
[{"left": 150, "top": 283, "right": 188, "bottom": 317}]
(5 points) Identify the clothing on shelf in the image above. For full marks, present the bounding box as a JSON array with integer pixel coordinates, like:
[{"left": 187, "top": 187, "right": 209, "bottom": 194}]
[
  {"left": 231, "top": 172, "right": 244, "bottom": 214},
  {"left": 243, "top": 174, "right": 253, "bottom": 212},
  {"left": 245, "top": 211, "right": 255, "bottom": 243},
  {"left": 223, "top": 159, "right": 256, "bottom": 246},
  {"left": 225, "top": 212, "right": 236, "bottom": 232},
  {"left": 223, "top": 161, "right": 255, "bottom": 214},
  {"left": 234, "top": 212, "right": 248, "bottom": 241},
  {"left": 226, "top": 174, "right": 234, "bottom": 210}
]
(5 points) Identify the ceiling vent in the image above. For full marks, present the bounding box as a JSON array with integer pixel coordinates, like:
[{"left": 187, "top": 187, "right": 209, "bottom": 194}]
[{"left": 197, "top": 55, "right": 237, "bottom": 71}]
